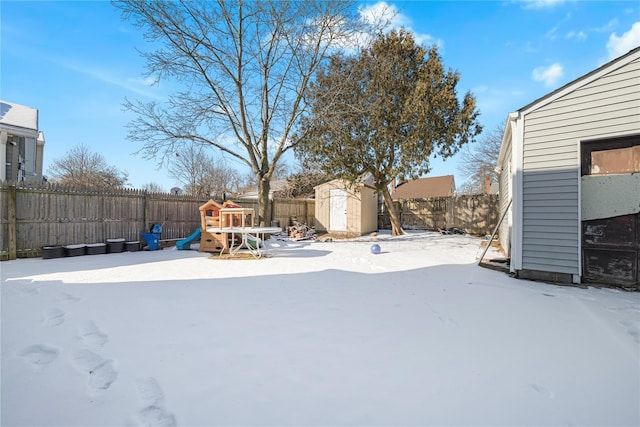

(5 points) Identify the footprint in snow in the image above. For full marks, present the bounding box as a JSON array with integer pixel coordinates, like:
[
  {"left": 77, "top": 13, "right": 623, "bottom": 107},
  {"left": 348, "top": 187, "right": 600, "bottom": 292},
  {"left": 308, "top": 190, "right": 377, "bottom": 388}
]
[
  {"left": 72, "top": 349, "right": 118, "bottom": 390},
  {"left": 531, "top": 383, "right": 555, "bottom": 398},
  {"left": 59, "top": 292, "right": 81, "bottom": 303},
  {"left": 78, "top": 320, "right": 109, "bottom": 346},
  {"left": 21, "top": 286, "right": 39, "bottom": 297},
  {"left": 42, "top": 308, "right": 66, "bottom": 326},
  {"left": 135, "top": 377, "right": 177, "bottom": 427},
  {"left": 19, "top": 345, "right": 59, "bottom": 366},
  {"left": 620, "top": 320, "right": 640, "bottom": 344}
]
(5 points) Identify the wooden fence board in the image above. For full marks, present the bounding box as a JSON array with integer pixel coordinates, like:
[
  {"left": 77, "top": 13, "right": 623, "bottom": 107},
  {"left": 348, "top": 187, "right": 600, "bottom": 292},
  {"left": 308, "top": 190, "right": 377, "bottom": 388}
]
[
  {"left": 378, "top": 195, "right": 499, "bottom": 236},
  {"left": 0, "top": 182, "right": 316, "bottom": 259},
  {"left": 2, "top": 181, "right": 497, "bottom": 259}
]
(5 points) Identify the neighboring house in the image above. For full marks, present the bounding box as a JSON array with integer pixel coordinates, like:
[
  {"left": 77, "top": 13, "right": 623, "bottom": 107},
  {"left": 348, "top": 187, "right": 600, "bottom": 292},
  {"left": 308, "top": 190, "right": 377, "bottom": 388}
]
[
  {"left": 497, "top": 46, "right": 640, "bottom": 288},
  {"left": 314, "top": 173, "right": 378, "bottom": 235},
  {"left": 391, "top": 175, "right": 455, "bottom": 200},
  {"left": 235, "top": 179, "right": 287, "bottom": 199},
  {"left": 0, "top": 101, "right": 46, "bottom": 182}
]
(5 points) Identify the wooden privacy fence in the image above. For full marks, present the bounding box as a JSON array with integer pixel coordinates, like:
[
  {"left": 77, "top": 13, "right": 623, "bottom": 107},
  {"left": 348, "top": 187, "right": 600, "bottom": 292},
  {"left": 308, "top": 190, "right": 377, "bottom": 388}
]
[
  {"left": 378, "top": 194, "right": 499, "bottom": 236},
  {"left": 0, "top": 182, "right": 315, "bottom": 260}
]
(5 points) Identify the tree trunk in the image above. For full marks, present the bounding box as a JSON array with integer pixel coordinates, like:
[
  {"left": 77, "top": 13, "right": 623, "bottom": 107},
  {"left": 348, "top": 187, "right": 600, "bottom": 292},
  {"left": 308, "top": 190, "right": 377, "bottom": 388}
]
[
  {"left": 380, "top": 185, "right": 403, "bottom": 236},
  {"left": 257, "top": 178, "right": 271, "bottom": 226}
]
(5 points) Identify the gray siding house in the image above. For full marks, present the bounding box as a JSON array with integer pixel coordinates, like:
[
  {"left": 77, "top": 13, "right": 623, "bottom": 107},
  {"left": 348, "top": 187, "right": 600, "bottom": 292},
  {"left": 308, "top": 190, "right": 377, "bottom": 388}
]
[
  {"left": 0, "top": 101, "right": 46, "bottom": 182},
  {"left": 497, "top": 46, "right": 640, "bottom": 288}
]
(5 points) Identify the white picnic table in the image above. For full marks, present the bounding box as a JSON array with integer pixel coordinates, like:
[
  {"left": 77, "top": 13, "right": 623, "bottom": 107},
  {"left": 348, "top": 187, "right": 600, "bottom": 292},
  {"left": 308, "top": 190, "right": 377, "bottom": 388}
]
[{"left": 206, "top": 226, "right": 281, "bottom": 258}]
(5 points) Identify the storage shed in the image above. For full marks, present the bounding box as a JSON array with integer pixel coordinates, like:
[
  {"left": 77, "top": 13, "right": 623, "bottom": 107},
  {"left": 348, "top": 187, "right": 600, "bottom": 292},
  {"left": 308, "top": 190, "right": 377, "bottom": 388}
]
[
  {"left": 497, "top": 46, "right": 640, "bottom": 288},
  {"left": 314, "top": 175, "right": 378, "bottom": 236}
]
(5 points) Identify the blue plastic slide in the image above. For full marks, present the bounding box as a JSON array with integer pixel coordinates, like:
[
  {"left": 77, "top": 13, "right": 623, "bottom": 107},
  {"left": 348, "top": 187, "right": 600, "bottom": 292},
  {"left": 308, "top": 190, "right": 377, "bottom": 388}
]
[{"left": 176, "top": 228, "right": 202, "bottom": 250}]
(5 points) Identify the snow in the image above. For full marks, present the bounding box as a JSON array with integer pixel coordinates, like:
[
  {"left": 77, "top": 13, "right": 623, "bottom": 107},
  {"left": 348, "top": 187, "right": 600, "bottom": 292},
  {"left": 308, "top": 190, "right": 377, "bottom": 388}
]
[{"left": 1, "top": 230, "right": 639, "bottom": 427}]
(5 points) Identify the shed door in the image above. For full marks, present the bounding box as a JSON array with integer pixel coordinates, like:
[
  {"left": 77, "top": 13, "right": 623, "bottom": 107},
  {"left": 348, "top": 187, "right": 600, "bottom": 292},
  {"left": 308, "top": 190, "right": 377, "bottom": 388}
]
[
  {"left": 329, "top": 189, "right": 347, "bottom": 231},
  {"left": 581, "top": 135, "right": 639, "bottom": 288}
]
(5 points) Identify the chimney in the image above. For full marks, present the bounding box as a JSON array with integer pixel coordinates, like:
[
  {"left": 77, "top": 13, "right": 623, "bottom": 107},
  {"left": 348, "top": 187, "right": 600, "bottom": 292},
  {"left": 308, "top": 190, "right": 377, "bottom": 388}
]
[{"left": 485, "top": 175, "right": 491, "bottom": 194}]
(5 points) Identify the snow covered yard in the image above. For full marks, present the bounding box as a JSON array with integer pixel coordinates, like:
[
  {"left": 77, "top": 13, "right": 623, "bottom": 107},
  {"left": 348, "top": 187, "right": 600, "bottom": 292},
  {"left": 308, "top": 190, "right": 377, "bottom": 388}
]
[{"left": 1, "top": 231, "right": 638, "bottom": 427}]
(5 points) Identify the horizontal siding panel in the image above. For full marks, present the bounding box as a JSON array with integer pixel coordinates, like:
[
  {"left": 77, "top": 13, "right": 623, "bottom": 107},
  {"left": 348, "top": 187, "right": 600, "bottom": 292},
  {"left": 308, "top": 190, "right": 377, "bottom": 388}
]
[
  {"left": 524, "top": 157, "right": 579, "bottom": 170},
  {"left": 523, "top": 170, "right": 577, "bottom": 183},
  {"left": 526, "top": 105, "right": 640, "bottom": 133},
  {"left": 525, "top": 114, "right": 638, "bottom": 140},
  {"left": 524, "top": 204, "right": 578, "bottom": 214},
  {"left": 523, "top": 224, "right": 577, "bottom": 234},
  {"left": 561, "top": 62, "right": 639, "bottom": 96},
  {"left": 522, "top": 260, "right": 578, "bottom": 274},
  {"left": 587, "top": 64, "right": 640, "bottom": 89},
  {"left": 523, "top": 143, "right": 577, "bottom": 156},
  {"left": 524, "top": 122, "right": 640, "bottom": 148},
  {"left": 524, "top": 192, "right": 577, "bottom": 201},
  {"left": 607, "top": 58, "right": 640, "bottom": 75},
  {"left": 523, "top": 185, "right": 576, "bottom": 194},
  {"left": 526, "top": 244, "right": 580, "bottom": 254},
  {"left": 522, "top": 216, "right": 577, "bottom": 225},
  {"left": 523, "top": 237, "right": 577, "bottom": 247},
  {"left": 535, "top": 82, "right": 639, "bottom": 112},
  {"left": 523, "top": 219, "right": 578, "bottom": 231},
  {"left": 524, "top": 250, "right": 577, "bottom": 262},
  {"left": 524, "top": 199, "right": 578, "bottom": 208},
  {"left": 525, "top": 94, "right": 640, "bottom": 122},
  {"left": 560, "top": 75, "right": 639, "bottom": 104}
]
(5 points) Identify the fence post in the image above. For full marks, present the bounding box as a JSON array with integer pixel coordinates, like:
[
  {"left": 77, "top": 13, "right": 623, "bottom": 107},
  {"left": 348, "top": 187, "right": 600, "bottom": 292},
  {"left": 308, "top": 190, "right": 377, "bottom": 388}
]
[
  {"left": 143, "top": 192, "right": 150, "bottom": 232},
  {"left": 7, "top": 185, "right": 17, "bottom": 260}
]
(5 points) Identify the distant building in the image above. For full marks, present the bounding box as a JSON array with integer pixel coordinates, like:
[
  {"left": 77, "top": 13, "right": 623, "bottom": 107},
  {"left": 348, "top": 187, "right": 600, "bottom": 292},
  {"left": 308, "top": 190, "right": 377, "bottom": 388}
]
[
  {"left": 0, "top": 101, "right": 46, "bottom": 182},
  {"left": 391, "top": 175, "right": 455, "bottom": 200},
  {"left": 235, "top": 179, "right": 288, "bottom": 199}
]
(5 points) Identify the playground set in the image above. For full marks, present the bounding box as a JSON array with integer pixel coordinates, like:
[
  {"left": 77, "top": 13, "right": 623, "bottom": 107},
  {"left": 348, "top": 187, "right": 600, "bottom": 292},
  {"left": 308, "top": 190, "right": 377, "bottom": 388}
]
[{"left": 176, "top": 199, "right": 259, "bottom": 253}]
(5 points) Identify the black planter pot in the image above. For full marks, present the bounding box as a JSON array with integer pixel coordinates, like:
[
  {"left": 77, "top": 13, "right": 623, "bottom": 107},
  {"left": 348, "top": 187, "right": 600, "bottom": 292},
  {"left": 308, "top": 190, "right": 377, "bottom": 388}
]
[
  {"left": 65, "top": 244, "right": 87, "bottom": 257},
  {"left": 42, "top": 246, "right": 64, "bottom": 259},
  {"left": 106, "top": 238, "right": 125, "bottom": 253},
  {"left": 125, "top": 241, "right": 140, "bottom": 252},
  {"left": 86, "top": 243, "right": 107, "bottom": 255}
]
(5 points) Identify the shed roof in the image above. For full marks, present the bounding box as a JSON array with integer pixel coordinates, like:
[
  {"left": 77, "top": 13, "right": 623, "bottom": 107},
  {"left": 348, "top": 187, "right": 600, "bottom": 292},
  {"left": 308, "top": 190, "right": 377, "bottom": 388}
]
[
  {"left": 0, "top": 100, "right": 38, "bottom": 131},
  {"left": 391, "top": 175, "right": 455, "bottom": 200}
]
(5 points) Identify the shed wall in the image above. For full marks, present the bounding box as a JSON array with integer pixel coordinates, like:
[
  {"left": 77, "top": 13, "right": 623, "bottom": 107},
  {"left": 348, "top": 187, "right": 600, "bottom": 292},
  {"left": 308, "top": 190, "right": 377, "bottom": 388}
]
[
  {"left": 521, "top": 57, "right": 640, "bottom": 275},
  {"left": 314, "top": 180, "right": 376, "bottom": 235},
  {"left": 359, "top": 186, "right": 378, "bottom": 234}
]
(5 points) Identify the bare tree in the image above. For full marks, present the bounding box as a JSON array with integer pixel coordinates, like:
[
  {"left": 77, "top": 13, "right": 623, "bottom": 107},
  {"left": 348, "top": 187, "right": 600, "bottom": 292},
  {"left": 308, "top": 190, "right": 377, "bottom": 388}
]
[
  {"left": 114, "top": 0, "right": 371, "bottom": 225},
  {"left": 457, "top": 122, "right": 503, "bottom": 194},
  {"left": 47, "top": 144, "right": 128, "bottom": 188},
  {"left": 141, "top": 182, "right": 165, "bottom": 193},
  {"left": 273, "top": 169, "right": 328, "bottom": 199},
  {"left": 170, "top": 144, "right": 241, "bottom": 199}
]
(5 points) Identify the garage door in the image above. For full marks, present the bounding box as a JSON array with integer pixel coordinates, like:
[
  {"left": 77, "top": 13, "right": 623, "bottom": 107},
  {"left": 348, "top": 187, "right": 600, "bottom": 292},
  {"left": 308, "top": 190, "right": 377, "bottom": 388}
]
[{"left": 581, "top": 135, "right": 639, "bottom": 288}]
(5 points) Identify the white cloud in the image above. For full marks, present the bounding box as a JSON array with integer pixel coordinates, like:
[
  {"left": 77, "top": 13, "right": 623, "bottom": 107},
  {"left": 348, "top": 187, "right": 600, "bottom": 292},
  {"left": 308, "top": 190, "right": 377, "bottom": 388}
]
[
  {"left": 53, "top": 58, "right": 164, "bottom": 100},
  {"left": 565, "top": 30, "right": 587, "bottom": 41},
  {"left": 359, "top": 1, "right": 409, "bottom": 28},
  {"left": 545, "top": 26, "right": 559, "bottom": 41},
  {"left": 594, "top": 18, "right": 619, "bottom": 33},
  {"left": 358, "top": 2, "right": 441, "bottom": 48},
  {"left": 521, "top": 0, "right": 566, "bottom": 10},
  {"left": 532, "top": 63, "right": 564, "bottom": 87},
  {"left": 606, "top": 21, "right": 640, "bottom": 59}
]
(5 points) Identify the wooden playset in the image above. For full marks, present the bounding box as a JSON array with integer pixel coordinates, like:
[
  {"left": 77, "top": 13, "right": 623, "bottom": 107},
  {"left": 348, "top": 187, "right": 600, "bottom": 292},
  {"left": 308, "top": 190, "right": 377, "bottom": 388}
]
[{"left": 198, "top": 199, "right": 256, "bottom": 253}]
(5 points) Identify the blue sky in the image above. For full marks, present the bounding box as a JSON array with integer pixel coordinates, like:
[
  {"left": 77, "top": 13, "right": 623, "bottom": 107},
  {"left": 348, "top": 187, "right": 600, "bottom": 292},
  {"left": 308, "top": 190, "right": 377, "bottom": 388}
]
[{"left": 2, "top": 1, "right": 639, "bottom": 191}]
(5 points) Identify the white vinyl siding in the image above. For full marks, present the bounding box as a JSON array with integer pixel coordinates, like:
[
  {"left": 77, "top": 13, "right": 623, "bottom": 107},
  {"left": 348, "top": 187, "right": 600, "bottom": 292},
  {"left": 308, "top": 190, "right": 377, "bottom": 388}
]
[
  {"left": 498, "top": 141, "right": 512, "bottom": 256},
  {"left": 519, "top": 57, "right": 640, "bottom": 275}
]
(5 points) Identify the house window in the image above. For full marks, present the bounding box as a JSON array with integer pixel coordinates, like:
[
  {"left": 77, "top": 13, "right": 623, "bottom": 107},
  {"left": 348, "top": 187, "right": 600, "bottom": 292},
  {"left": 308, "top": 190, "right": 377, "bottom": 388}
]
[
  {"left": 581, "top": 134, "right": 640, "bottom": 175},
  {"left": 17, "top": 136, "right": 37, "bottom": 176}
]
